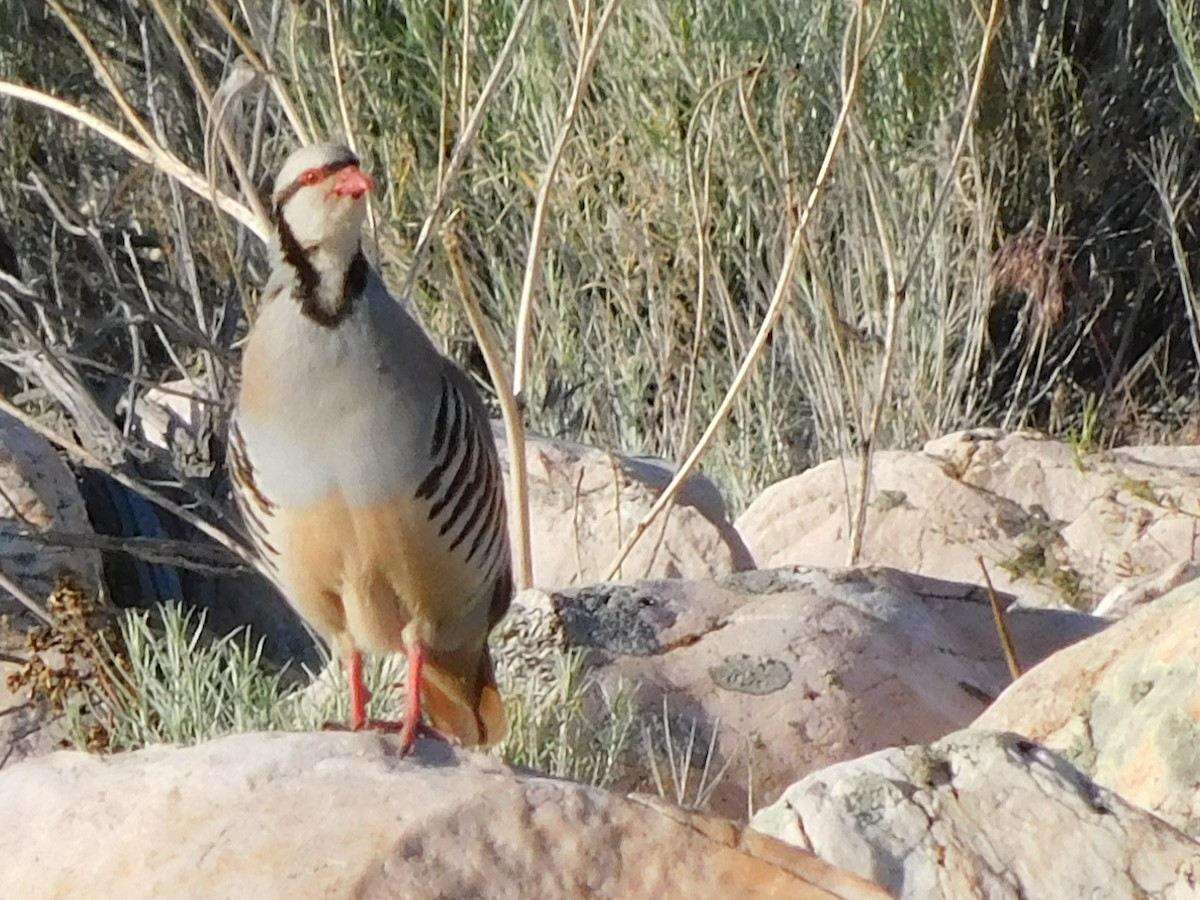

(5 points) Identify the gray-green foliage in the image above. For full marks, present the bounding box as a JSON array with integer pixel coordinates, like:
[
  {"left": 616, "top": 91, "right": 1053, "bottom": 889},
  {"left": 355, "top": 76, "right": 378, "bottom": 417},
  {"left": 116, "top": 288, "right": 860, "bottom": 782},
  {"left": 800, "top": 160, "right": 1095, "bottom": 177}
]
[
  {"left": 1162, "top": 0, "right": 1200, "bottom": 118},
  {"left": 68, "top": 604, "right": 639, "bottom": 789},
  {"left": 66, "top": 604, "right": 314, "bottom": 750},
  {"left": 497, "top": 647, "right": 639, "bottom": 787},
  {"left": 327, "top": 0, "right": 996, "bottom": 500}
]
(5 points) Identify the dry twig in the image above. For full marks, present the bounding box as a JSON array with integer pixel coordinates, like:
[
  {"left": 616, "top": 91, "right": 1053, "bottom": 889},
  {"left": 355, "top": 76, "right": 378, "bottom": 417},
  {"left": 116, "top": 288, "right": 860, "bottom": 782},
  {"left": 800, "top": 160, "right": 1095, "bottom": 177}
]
[
  {"left": 848, "top": 0, "right": 1003, "bottom": 564},
  {"left": 443, "top": 222, "right": 534, "bottom": 588},
  {"left": 0, "top": 81, "right": 263, "bottom": 239},
  {"left": 399, "top": 0, "right": 538, "bottom": 300},
  {"left": 507, "top": 0, "right": 623, "bottom": 588},
  {"left": 977, "top": 555, "right": 1022, "bottom": 681}
]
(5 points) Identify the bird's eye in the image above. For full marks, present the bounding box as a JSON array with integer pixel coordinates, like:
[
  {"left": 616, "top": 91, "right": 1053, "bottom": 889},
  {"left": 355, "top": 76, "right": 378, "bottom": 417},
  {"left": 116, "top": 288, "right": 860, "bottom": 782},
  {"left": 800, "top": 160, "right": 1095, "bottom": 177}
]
[{"left": 300, "top": 168, "right": 323, "bottom": 186}]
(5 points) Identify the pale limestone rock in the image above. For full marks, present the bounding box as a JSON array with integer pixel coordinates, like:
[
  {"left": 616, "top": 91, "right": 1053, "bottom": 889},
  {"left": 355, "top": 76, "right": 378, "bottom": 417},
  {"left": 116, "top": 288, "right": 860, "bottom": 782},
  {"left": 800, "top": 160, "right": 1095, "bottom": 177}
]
[
  {"left": 737, "top": 429, "right": 1200, "bottom": 611},
  {"left": 975, "top": 578, "right": 1200, "bottom": 839},
  {"left": 548, "top": 566, "right": 1104, "bottom": 818},
  {"left": 494, "top": 427, "right": 755, "bottom": 587},
  {"left": 130, "top": 377, "right": 208, "bottom": 453},
  {"left": 1092, "top": 560, "right": 1200, "bottom": 619},
  {"left": 0, "top": 731, "right": 889, "bottom": 900},
  {"left": 751, "top": 730, "right": 1200, "bottom": 899}
]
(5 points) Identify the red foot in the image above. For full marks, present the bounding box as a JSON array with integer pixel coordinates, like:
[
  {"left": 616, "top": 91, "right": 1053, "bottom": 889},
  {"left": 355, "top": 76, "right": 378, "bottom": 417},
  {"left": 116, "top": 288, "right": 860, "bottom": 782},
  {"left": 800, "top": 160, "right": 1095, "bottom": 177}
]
[
  {"left": 391, "top": 638, "right": 428, "bottom": 754},
  {"left": 366, "top": 718, "right": 447, "bottom": 753},
  {"left": 320, "top": 643, "right": 437, "bottom": 756}
]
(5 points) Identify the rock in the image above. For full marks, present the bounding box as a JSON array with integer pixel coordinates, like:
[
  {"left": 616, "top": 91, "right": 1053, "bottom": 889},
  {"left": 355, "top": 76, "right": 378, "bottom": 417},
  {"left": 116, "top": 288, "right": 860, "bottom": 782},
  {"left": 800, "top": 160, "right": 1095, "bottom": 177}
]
[
  {"left": 1092, "top": 560, "right": 1200, "bottom": 619},
  {"left": 0, "top": 700, "right": 62, "bottom": 770},
  {"left": 0, "top": 731, "right": 889, "bottom": 899},
  {"left": 737, "top": 429, "right": 1200, "bottom": 611},
  {"left": 0, "top": 409, "right": 101, "bottom": 623},
  {"left": 546, "top": 566, "right": 1106, "bottom": 818},
  {"left": 750, "top": 729, "right": 1200, "bottom": 899},
  {"left": 495, "top": 427, "right": 755, "bottom": 587},
  {"left": 129, "top": 377, "right": 209, "bottom": 455},
  {"left": 491, "top": 588, "right": 569, "bottom": 699},
  {"left": 974, "top": 577, "right": 1200, "bottom": 839}
]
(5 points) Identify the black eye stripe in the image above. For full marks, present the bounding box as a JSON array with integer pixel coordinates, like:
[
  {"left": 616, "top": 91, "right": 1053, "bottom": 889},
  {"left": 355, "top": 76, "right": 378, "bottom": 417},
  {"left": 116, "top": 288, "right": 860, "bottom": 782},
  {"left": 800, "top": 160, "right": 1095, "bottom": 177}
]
[{"left": 273, "top": 154, "right": 362, "bottom": 211}]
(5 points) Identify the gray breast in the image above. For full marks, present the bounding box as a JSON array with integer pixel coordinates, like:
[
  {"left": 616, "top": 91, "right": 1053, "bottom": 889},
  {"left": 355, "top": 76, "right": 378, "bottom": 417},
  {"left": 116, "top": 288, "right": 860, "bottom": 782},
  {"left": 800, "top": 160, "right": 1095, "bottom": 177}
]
[{"left": 236, "top": 285, "right": 444, "bottom": 509}]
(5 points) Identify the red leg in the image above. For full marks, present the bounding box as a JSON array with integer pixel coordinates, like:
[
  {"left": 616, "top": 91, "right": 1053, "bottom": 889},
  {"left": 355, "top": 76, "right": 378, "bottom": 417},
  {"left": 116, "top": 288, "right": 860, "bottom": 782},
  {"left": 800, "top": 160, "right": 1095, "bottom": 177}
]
[
  {"left": 361, "top": 640, "right": 442, "bottom": 752},
  {"left": 347, "top": 650, "right": 371, "bottom": 731},
  {"left": 395, "top": 640, "right": 425, "bottom": 753},
  {"left": 321, "top": 650, "right": 373, "bottom": 732},
  {"left": 322, "top": 644, "right": 442, "bottom": 752}
]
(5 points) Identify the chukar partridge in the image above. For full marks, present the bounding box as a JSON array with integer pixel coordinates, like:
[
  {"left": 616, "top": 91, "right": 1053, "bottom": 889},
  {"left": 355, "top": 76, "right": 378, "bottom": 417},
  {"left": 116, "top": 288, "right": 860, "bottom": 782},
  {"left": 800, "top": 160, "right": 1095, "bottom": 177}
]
[{"left": 229, "top": 143, "right": 511, "bottom": 751}]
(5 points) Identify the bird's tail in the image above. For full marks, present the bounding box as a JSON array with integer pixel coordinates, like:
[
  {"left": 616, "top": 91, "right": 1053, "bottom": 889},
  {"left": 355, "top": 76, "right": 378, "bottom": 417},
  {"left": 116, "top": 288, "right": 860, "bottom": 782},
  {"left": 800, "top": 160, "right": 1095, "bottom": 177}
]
[{"left": 420, "top": 643, "right": 507, "bottom": 748}]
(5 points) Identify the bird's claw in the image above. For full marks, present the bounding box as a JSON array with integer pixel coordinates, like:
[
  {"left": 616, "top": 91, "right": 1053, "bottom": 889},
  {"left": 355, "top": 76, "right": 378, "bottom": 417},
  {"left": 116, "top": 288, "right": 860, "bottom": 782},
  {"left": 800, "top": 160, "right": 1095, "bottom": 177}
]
[{"left": 320, "top": 717, "right": 447, "bottom": 755}]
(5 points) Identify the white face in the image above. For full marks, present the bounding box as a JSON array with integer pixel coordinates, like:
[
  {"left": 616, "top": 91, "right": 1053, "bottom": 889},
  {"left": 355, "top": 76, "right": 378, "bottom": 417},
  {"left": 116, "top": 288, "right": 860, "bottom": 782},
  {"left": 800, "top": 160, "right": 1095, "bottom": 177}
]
[{"left": 272, "top": 143, "right": 373, "bottom": 260}]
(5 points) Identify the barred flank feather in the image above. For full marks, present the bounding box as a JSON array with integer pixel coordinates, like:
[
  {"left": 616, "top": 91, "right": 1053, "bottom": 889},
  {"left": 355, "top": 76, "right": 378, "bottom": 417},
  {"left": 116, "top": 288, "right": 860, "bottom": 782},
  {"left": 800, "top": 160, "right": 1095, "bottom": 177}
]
[
  {"left": 228, "top": 420, "right": 280, "bottom": 574},
  {"left": 415, "top": 374, "right": 510, "bottom": 584}
]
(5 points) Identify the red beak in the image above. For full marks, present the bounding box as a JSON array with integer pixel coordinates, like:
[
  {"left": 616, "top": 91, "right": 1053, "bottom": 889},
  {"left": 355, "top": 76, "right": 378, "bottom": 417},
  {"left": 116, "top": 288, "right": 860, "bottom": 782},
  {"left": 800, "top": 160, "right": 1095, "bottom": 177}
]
[{"left": 332, "top": 165, "right": 374, "bottom": 199}]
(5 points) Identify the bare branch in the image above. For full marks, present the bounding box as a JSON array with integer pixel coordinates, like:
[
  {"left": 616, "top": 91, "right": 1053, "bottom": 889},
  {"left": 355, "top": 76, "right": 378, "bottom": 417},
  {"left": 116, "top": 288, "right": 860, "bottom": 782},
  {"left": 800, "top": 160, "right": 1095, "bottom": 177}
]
[{"left": 0, "top": 81, "right": 264, "bottom": 239}]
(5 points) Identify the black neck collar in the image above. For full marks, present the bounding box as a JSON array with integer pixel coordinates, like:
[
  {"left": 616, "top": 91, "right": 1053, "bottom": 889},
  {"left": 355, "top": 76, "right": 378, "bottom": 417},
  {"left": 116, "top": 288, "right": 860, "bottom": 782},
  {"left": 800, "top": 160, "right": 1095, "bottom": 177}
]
[{"left": 275, "top": 213, "right": 367, "bottom": 328}]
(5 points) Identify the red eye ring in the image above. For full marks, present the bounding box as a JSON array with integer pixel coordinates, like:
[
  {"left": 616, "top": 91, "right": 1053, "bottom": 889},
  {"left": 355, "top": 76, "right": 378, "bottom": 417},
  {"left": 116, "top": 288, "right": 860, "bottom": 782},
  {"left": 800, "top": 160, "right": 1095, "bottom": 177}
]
[{"left": 300, "top": 168, "right": 323, "bottom": 186}]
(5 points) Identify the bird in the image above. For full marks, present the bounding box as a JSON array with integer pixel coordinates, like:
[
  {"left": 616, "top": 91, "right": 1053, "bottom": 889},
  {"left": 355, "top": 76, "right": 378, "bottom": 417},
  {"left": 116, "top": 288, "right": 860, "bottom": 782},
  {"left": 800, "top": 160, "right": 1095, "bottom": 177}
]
[{"left": 228, "top": 142, "right": 511, "bottom": 752}]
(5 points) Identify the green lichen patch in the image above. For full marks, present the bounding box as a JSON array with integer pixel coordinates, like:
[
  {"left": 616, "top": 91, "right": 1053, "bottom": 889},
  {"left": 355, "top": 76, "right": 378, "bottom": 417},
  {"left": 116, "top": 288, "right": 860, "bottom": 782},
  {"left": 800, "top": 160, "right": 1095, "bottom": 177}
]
[{"left": 708, "top": 654, "right": 792, "bottom": 695}]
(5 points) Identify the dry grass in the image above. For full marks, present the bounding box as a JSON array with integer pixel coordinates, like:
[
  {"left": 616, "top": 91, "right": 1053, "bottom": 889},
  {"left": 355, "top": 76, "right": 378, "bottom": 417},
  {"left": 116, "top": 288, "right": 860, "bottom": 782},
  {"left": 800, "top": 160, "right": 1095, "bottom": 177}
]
[{"left": 4, "top": 2, "right": 1197, "bottom": 512}]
